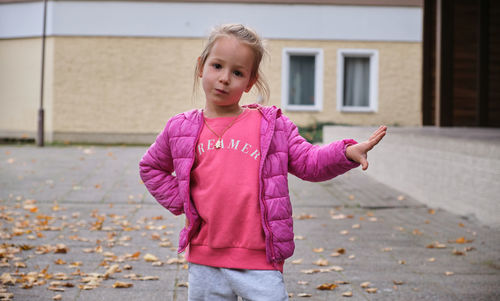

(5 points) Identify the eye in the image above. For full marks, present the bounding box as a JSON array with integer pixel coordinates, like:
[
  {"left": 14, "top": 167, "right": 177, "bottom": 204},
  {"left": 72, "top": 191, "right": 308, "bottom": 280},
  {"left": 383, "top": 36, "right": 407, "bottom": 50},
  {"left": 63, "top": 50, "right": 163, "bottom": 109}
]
[
  {"left": 233, "top": 70, "right": 243, "bottom": 77},
  {"left": 212, "top": 63, "right": 222, "bottom": 69}
]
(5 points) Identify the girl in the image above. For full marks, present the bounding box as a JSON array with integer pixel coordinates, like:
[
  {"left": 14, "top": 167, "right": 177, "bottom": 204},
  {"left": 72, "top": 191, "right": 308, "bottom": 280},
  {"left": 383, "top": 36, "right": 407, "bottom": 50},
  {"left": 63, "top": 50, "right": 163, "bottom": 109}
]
[{"left": 140, "top": 24, "right": 386, "bottom": 301}]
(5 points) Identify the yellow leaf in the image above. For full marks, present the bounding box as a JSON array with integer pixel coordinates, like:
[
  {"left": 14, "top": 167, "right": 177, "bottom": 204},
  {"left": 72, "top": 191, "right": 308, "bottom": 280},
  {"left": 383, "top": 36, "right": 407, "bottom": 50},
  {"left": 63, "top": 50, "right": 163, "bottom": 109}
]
[
  {"left": 313, "top": 259, "right": 329, "bottom": 266},
  {"left": 291, "top": 259, "right": 303, "bottom": 264},
  {"left": 112, "top": 281, "right": 133, "bottom": 288},
  {"left": 317, "top": 283, "right": 337, "bottom": 290},
  {"left": 360, "top": 282, "right": 371, "bottom": 288},
  {"left": 14, "top": 262, "right": 27, "bottom": 268},
  {"left": 54, "top": 244, "right": 68, "bottom": 254},
  {"left": 143, "top": 253, "right": 159, "bottom": 262},
  {"left": 1, "top": 273, "right": 16, "bottom": 285}
]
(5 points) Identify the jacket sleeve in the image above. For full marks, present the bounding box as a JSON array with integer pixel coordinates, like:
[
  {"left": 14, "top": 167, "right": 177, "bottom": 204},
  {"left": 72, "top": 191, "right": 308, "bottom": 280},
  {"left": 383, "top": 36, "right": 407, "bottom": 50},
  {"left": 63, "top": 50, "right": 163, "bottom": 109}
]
[
  {"left": 139, "top": 118, "right": 184, "bottom": 215},
  {"left": 285, "top": 116, "right": 360, "bottom": 182}
]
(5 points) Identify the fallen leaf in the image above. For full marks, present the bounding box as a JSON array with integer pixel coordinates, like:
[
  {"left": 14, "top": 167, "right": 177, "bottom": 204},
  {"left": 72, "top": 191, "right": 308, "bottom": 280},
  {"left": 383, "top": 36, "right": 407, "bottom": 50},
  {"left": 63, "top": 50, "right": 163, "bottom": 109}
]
[
  {"left": 342, "top": 291, "right": 353, "bottom": 297},
  {"left": 426, "top": 242, "right": 446, "bottom": 249},
  {"left": 177, "top": 282, "right": 188, "bottom": 287},
  {"left": 393, "top": 280, "right": 405, "bottom": 285},
  {"left": 365, "top": 288, "right": 378, "bottom": 294},
  {"left": 428, "top": 257, "right": 436, "bottom": 262},
  {"left": 291, "top": 259, "right": 303, "bottom": 264},
  {"left": 335, "top": 280, "right": 350, "bottom": 284},
  {"left": 454, "top": 237, "right": 473, "bottom": 244},
  {"left": 298, "top": 281, "right": 309, "bottom": 285},
  {"left": 53, "top": 295, "right": 62, "bottom": 300},
  {"left": 1, "top": 273, "right": 16, "bottom": 285},
  {"left": 340, "top": 230, "right": 349, "bottom": 235},
  {"left": 428, "top": 209, "right": 436, "bottom": 214},
  {"left": 143, "top": 253, "right": 158, "bottom": 262},
  {"left": 313, "top": 259, "right": 329, "bottom": 266},
  {"left": 14, "top": 262, "right": 27, "bottom": 268},
  {"left": 54, "top": 244, "right": 68, "bottom": 254},
  {"left": 312, "top": 248, "right": 324, "bottom": 253},
  {"left": 327, "top": 266, "right": 344, "bottom": 272},
  {"left": 301, "top": 269, "right": 320, "bottom": 274},
  {"left": 297, "top": 293, "right": 312, "bottom": 297},
  {"left": 360, "top": 282, "right": 371, "bottom": 288},
  {"left": 112, "top": 281, "right": 133, "bottom": 288},
  {"left": 452, "top": 249, "right": 466, "bottom": 256},
  {"left": 316, "top": 283, "right": 337, "bottom": 290},
  {"left": 445, "top": 271, "right": 454, "bottom": 276},
  {"left": 295, "top": 213, "right": 316, "bottom": 220}
]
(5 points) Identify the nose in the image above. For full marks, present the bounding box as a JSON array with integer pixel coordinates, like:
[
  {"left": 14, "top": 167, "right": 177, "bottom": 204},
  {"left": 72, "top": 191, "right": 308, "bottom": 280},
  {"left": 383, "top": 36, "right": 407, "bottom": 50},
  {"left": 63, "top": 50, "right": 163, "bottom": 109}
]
[{"left": 219, "top": 70, "right": 230, "bottom": 85}]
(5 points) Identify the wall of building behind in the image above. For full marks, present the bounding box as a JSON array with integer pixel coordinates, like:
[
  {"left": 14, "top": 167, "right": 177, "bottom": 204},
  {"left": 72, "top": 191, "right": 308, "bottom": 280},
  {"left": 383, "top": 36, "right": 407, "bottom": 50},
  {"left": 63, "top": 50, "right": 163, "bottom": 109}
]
[{"left": 0, "top": 1, "right": 422, "bottom": 144}]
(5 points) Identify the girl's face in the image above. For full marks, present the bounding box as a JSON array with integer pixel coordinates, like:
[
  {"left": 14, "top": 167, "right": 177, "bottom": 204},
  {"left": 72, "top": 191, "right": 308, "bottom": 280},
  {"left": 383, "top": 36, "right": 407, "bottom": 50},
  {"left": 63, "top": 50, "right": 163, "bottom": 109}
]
[{"left": 199, "top": 36, "right": 257, "bottom": 114}]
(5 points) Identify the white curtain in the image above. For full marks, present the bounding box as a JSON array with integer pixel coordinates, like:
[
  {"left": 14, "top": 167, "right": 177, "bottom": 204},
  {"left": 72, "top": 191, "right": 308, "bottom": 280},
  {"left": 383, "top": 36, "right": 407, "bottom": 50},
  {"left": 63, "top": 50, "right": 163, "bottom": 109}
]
[
  {"left": 343, "top": 57, "right": 370, "bottom": 107},
  {"left": 289, "top": 55, "right": 315, "bottom": 105}
]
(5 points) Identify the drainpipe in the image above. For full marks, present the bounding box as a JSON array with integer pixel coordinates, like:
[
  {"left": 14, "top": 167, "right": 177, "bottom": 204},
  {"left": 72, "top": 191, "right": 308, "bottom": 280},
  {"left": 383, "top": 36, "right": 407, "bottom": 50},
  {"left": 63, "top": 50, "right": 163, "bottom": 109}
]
[{"left": 37, "top": 0, "right": 48, "bottom": 147}]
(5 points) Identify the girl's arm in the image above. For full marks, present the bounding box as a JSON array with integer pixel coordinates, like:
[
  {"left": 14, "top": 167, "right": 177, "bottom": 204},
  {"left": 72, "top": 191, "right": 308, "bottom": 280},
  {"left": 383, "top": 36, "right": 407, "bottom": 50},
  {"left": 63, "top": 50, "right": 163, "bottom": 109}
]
[
  {"left": 139, "top": 118, "right": 184, "bottom": 215},
  {"left": 285, "top": 116, "right": 360, "bottom": 182}
]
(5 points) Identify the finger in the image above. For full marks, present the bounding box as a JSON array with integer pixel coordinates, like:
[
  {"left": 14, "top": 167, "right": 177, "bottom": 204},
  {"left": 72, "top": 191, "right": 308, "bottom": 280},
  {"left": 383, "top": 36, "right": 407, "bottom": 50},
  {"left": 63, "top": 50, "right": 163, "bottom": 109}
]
[
  {"left": 368, "top": 126, "right": 386, "bottom": 142},
  {"left": 369, "top": 125, "right": 387, "bottom": 140},
  {"left": 368, "top": 128, "right": 386, "bottom": 148},
  {"left": 361, "top": 158, "right": 369, "bottom": 170}
]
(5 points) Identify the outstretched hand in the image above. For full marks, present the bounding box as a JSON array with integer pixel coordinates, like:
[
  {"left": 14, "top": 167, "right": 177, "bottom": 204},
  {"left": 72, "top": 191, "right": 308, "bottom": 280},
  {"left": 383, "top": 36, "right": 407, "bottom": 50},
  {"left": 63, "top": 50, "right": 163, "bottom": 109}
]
[{"left": 345, "top": 126, "right": 387, "bottom": 171}]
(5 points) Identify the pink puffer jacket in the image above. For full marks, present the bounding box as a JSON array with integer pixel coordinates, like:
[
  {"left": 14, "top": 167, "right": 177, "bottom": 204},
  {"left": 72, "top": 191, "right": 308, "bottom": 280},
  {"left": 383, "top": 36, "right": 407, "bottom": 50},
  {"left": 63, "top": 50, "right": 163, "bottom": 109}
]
[{"left": 139, "top": 104, "right": 359, "bottom": 264}]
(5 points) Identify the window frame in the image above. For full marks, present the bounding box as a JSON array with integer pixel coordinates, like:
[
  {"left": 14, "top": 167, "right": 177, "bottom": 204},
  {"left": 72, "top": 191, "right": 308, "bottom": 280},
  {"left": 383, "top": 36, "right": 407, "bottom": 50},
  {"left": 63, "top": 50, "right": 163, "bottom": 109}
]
[
  {"left": 281, "top": 48, "right": 324, "bottom": 112},
  {"left": 337, "top": 49, "right": 379, "bottom": 113}
]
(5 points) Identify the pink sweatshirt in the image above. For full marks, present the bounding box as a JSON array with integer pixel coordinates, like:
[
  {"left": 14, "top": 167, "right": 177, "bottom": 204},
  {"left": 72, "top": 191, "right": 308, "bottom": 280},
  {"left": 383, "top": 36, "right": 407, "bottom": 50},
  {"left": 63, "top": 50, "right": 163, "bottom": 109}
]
[{"left": 188, "top": 109, "right": 281, "bottom": 271}]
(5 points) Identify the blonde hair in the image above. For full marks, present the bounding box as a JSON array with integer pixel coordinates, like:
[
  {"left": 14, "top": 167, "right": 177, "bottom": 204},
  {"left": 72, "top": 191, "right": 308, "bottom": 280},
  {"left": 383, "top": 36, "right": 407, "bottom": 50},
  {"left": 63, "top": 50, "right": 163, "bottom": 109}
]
[{"left": 193, "top": 24, "right": 270, "bottom": 103}]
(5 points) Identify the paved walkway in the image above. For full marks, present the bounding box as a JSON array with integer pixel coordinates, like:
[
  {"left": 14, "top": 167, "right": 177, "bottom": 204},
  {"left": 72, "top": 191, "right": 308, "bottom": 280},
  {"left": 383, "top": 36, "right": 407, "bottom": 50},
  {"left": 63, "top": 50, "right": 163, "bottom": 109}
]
[{"left": 1, "top": 145, "right": 499, "bottom": 300}]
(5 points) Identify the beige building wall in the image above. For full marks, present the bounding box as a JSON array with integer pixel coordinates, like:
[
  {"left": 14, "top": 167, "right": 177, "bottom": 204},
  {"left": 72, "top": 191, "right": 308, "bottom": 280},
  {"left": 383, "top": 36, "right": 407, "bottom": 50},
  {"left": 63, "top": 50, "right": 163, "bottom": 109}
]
[
  {"left": 266, "top": 40, "right": 422, "bottom": 127},
  {"left": 0, "top": 38, "right": 42, "bottom": 139},
  {"left": 47, "top": 37, "right": 421, "bottom": 143}
]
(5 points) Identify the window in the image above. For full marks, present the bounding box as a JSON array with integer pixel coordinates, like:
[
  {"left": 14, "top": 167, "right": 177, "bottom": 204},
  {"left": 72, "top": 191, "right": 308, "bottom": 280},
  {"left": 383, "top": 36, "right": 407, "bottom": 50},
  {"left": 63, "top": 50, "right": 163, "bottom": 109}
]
[
  {"left": 337, "top": 49, "right": 378, "bottom": 112},
  {"left": 282, "top": 48, "right": 323, "bottom": 111}
]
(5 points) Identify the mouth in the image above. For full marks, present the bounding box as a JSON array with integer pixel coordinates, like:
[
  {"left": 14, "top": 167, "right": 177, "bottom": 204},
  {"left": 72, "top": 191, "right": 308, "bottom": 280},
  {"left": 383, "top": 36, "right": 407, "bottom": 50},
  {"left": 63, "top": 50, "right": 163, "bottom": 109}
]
[{"left": 215, "top": 88, "right": 228, "bottom": 94}]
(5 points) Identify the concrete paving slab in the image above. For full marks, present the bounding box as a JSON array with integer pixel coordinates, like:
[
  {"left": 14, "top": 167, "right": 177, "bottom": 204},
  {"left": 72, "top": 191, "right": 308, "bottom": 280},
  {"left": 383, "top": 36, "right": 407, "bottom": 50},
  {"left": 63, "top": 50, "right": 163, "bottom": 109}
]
[{"left": 1, "top": 145, "right": 498, "bottom": 301}]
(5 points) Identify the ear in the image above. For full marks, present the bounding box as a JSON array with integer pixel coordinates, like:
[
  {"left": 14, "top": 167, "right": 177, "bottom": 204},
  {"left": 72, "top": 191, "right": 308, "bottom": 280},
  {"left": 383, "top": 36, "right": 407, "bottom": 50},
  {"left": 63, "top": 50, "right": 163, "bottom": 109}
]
[
  {"left": 245, "top": 75, "right": 258, "bottom": 93},
  {"left": 197, "top": 57, "right": 203, "bottom": 77}
]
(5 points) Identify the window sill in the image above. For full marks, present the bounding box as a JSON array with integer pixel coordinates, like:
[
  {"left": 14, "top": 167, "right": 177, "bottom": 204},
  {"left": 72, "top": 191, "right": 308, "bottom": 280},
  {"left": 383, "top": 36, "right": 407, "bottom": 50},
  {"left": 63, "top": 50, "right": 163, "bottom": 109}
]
[
  {"left": 339, "top": 107, "right": 376, "bottom": 113},
  {"left": 284, "top": 105, "right": 322, "bottom": 112}
]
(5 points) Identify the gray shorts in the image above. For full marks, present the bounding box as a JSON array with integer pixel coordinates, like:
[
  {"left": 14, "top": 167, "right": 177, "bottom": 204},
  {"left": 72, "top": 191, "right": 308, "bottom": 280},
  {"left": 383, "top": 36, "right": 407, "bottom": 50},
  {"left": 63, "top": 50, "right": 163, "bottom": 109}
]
[{"left": 188, "top": 263, "right": 288, "bottom": 301}]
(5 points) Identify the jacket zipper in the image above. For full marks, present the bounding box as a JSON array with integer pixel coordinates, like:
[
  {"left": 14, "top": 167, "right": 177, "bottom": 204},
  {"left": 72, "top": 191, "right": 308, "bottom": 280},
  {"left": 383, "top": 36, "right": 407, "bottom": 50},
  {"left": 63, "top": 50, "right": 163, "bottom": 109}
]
[
  {"left": 178, "top": 110, "right": 204, "bottom": 254},
  {"left": 258, "top": 107, "right": 278, "bottom": 265}
]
